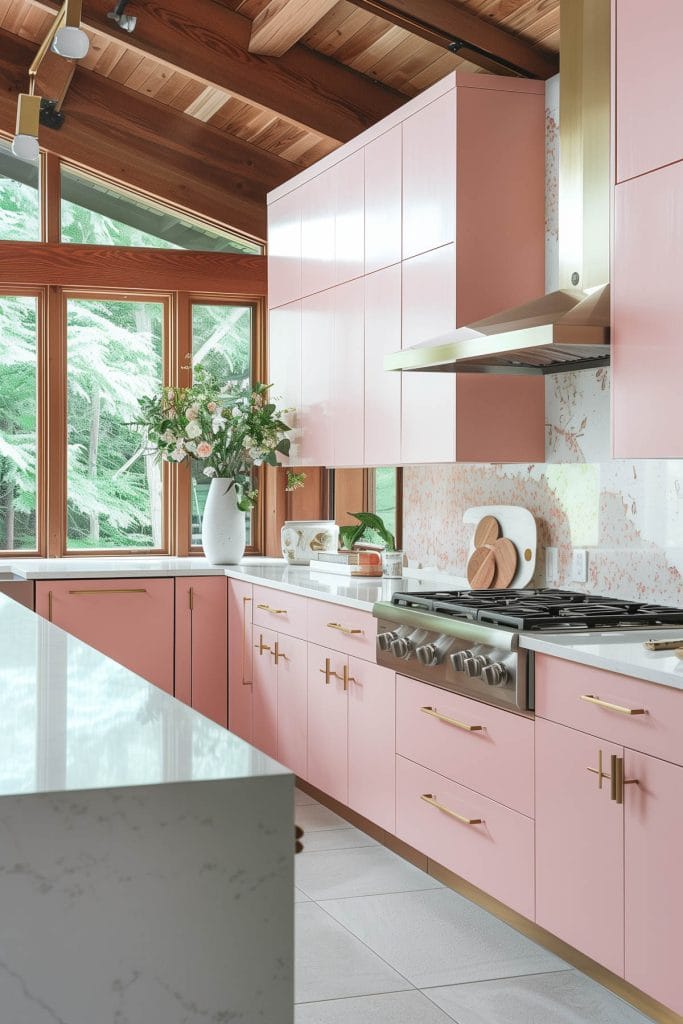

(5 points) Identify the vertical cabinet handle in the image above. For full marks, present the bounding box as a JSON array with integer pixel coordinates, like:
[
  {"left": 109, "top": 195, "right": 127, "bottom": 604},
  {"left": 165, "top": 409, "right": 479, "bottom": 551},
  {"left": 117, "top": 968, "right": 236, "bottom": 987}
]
[
  {"left": 319, "top": 658, "right": 340, "bottom": 685},
  {"left": 254, "top": 634, "right": 271, "bottom": 656},
  {"left": 47, "top": 590, "right": 53, "bottom": 622},
  {"left": 342, "top": 664, "right": 357, "bottom": 691},
  {"left": 586, "top": 749, "right": 608, "bottom": 789},
  {"left": 189, "top": 586, "right": 194, "bottom": 611},
  {"left": 271, "top": 640, "right": 288, "bottom": 665},
  {"left": 611, "top": 755, "right": 639, "bottom": 805},
  {"left": 242, "top": 596, "right": 252, "bottom": 686}
]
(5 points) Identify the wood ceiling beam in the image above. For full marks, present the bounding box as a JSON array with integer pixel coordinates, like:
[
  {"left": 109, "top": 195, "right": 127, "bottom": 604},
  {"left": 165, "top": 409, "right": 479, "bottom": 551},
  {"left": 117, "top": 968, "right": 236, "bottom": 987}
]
[
  {"left": 346, "top": 0, "right": 558, "bottom": 78},
  {"left": 26, "top": 0, "right": 405, "bottom": 141},
  {"left": 0, "top": 28, "right": 293, "bottom": 239},
  {"left": 249, "top": 0, "right": 338, "bottom": 56}
]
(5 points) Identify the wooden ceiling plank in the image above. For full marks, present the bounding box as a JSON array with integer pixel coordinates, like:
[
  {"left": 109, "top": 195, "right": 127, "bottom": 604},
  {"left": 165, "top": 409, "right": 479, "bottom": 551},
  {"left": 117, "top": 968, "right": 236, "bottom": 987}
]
[
  {"left": 152, "top": 68, "right": 196, "bottom": 106},
  {"left": 318, "top": 13, "right": 394, "bottom": 66},
  {"left": 305, "top": 7, "right": 375, "bottom": 56},
  {"left": 248, "top": 0, "right": 339, "bottom": 56},
  {"left": 301, "top": 1, "right": 359, "bottom": 48},
  {"left": 166, "top": 79, "right": 206, "bottom": 112},
  {"left": 347, "top": 24, "right": 405, "bottom": 75}
]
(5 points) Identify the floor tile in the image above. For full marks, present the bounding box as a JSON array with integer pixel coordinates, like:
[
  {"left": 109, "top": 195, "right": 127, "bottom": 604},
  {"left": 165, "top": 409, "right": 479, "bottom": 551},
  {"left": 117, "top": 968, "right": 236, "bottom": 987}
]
[
  {"left": 320, "top": 889, "right": 570, "bottom": 989},
  {"left": 295, "top": 801, "right": 353, "bottom": 832},
  {"left": 424, "top": 969, "right": 657, "bottom": 1024},
  {"left": 295, "top": 902, "right": 412, "bottom": 1004},
  {"left": 294, "top": 888, "right": 311, "bottom": 902},
  {"left": 296, "top": 990, "right": 456, "bottom": 1023},
  {"left": 297, "top": 845, "right": 442, "bottom": 901},
  {"left": 295, "top": 787, "right": 318, "bottom": 806},
  {"left": 302, "top": 825, "right": 378, "bottom": 853}
]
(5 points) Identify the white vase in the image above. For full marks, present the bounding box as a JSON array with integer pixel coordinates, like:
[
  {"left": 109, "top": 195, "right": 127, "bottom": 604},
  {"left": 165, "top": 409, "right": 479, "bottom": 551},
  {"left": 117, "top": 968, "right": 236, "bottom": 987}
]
[{"left": 201, "top": 478, "right": 246, "bottom": 565}]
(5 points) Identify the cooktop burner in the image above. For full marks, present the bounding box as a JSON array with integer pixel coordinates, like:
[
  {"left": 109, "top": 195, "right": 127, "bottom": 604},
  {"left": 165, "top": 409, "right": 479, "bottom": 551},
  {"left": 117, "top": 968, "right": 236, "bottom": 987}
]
[{"left": 390, "top": 588, "right": 683, "bottom": 632}]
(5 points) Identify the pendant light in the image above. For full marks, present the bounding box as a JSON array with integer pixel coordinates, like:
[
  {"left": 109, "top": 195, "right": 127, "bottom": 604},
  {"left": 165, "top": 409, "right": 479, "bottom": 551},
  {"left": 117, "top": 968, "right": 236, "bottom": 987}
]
[
  {"left": 11, "top": 94, "right": 41, "bottom": 163},
  {"left": 52, "top": 0, "right": 90, "bottom": 59}
]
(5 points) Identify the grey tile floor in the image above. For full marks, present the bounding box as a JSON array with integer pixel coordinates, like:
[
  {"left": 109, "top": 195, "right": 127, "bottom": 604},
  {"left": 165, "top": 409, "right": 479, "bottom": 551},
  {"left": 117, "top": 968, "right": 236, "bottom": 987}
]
[{"left": 294, "top": 787, "right": 656, "bottom": 1024}]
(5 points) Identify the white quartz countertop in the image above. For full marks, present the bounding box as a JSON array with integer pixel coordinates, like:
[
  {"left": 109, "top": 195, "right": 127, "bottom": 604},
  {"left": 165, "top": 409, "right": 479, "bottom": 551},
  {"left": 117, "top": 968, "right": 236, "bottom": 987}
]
[
  {"left": 0, "top": 593, "right": 288, "bottom": 798},
  {"left": 5, "top": 556, "right": 230, "bottom": 578}
]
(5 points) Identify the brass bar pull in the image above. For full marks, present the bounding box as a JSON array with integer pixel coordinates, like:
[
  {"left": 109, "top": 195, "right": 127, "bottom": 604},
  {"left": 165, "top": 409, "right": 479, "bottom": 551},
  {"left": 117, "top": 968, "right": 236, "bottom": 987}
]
[
  {"left": 47, "top": 590, "right": 53, "bottom": 623},
  {"left": 421, "top": 793, "right": 483, "bottom": 826},
  {"left": 254, "top": 634, "right": 271, "bottom": 656},
  {"left": 257, "top": 603, "right": 287, "bottom": 614},
  {"left": 319, "top": 658, "right": 340, "bottom": 685},
  {"left": 586, "top": 749, "right": 609, "bottom": 789},
  {"left": 580, "top": 694, "right": 647, "bottom": 716},
  {"left": 327, "top": 622, "right": 364, "bottom": 635},
  {"left": 68, "top": 588, "right": 148, "bottom": 595},
  {"left": 342, "top": 664, "right": 357, "bottom": 691},
  {"left": 242, "top": 596, "right": 252, "bottom": 686},
  {"left": 420, "top": 706, "right": 483, "bottom": 732},
  {"left": 189, "top": 586, "right": 194, "bottom": 611},
  {"left": 610, "top": 755, "right": 639, "bottom": 804},
  {"left": 271, "top": 640, "right": 288, "bottom": 665}
]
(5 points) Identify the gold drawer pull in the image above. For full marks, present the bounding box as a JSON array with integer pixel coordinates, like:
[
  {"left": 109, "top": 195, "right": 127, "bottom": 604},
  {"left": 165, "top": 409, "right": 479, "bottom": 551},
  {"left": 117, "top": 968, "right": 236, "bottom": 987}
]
[
  {"left": 257, "top": 603, "right": 287, "bottom": 614},
  {"left": 420, "top": 706, "right": 483, "bottom": 732},
  {"left": 271, "top": 640, "right": 288, "bottom": 665},
  {"left": 68, "top": 587, "right": 148, "bottom": 595},
  {"left": 580, "top": 694, "right": 646, "bottom": 716},
  {"left": 421, "top": 793, "right": 483, "bottom": 826},
  {"left": 327, "top": 622, "right": 364, "bottom": 636},
  {"left": 254, "top": 634, "right": 271, "bottom": 656}
]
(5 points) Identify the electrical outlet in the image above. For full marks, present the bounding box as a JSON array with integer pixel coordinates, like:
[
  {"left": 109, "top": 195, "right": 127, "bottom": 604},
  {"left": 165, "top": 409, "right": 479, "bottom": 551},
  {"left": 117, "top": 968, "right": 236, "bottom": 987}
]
[
  {"left": 571, "top": 548, "right": 588, "bottom": 583},
  {"left": 546, "top": 546, "right": 559, "bottom": 583}
]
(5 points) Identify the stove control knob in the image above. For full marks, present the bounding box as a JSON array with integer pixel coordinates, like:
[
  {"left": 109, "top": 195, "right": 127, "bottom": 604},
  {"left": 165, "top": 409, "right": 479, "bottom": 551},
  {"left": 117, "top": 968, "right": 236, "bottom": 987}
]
[
  {"left": 390, "top": 637, "right": 412, "bottom": 659},
  {"left": 416, "top": 643, "right": 443, "bottom": 667},
  {"left": 377, "top": 631, "right": 398, "bottom": 651},
  {"left": 450, "top": 650, "right": 474, "bottom": 673},
  {"left": 481, "top": 662, "right": 508, "bottom": 686},
  {"left": 464, "top": 655, "right": 491, "bottom": 678}
]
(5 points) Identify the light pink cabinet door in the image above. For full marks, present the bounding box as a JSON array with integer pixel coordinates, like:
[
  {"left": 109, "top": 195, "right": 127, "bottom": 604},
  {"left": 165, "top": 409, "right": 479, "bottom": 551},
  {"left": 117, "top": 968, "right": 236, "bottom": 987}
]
[
  {"left": 268, "top": 189, "right": 301, "bottom": 308},
  {"left": 301, "top": 169, "right": 335, "bottom": 297},
  {"left": 335, "top": 149, "right": 364, "bottom": 285},
  {"left": 307, "top": 644, "right": 348, "bottom": 804},
  {"left": 227, "top": 579, "right": 253, "bottom": 742},
  {"left": 535, "top": 718, "right": 624, "bottom": 976},
  {"left": 276, "top": 634, "right": 308, "bottom": 780},
  {"left": 268, "top": 300, "right": 301, "bottom": 465},
  {"left": 625, "top": 751, "right": 683, "bottom": 1016},
  {"left": 348, "top": 659, "right": 395, "bottom": 834},
  {"left": 613, "top": 167, "right": 683, "bottom": 457},
  {"left": 252, "top": 625, "right": 278, "bottom": 759},
  {"left": 402, "top": 91, "right": 456, "bottom": 260},
  {"left": 365, "top": 126, "right": 402, "bottom": 274},
  {"left": 401, "top": 244, "right": 456, "bottom": 464},
  {"left": 333, "top": 278, "right": 364, "bottom": 467},
  {"left": 300, "top": 288, "right": 334, "bottom": 466},
  {"left": 615, "top": 0, "right": 683, "bottom": 182},
  {"left": 364, "top": 264, "right": 401, "bottom": 467},
  {"left": 36, "top": 578, "right": 174, "bottom": 694},
  {"left": 175, "top": 577, "right": 228, "bottom": 726}
]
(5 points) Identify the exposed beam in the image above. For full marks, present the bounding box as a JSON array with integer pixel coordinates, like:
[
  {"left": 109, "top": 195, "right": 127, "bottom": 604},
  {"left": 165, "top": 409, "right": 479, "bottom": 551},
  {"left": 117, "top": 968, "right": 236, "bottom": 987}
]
[
  {"left": 0, "top": 28, "right": 294, "bottom": 239},
  {"left": 27, "top": 0, "right": 405, "bottom": 142},
  {"left": 34, "top": 49, "right": 75, "bottom": 110},
  {"left": 347, "top": 0, "right": 558, "bottom": 78},
  {"left": 249, "top": 0, "right": 338, "bottom": 56}
]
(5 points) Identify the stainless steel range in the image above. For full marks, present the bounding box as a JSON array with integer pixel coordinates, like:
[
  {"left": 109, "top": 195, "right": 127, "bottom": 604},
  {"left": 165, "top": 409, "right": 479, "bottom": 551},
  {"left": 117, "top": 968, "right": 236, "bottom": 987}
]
[{"left": 372, "top": 589, "right": 683, "bottom": 716}]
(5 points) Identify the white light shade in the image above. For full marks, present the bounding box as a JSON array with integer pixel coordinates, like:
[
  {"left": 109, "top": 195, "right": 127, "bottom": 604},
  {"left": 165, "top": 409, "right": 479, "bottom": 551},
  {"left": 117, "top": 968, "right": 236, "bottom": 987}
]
[
  {"left": 11, "top": 134, "right": 40, "bottom": 162},
  {"left": 52, "top": 25, "right": 90, "bottom": 59}
]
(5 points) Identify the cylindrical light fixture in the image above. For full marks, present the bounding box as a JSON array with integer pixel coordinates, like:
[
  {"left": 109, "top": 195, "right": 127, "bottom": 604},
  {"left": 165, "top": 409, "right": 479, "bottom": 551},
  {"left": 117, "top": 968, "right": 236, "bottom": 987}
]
[
  {"left": 12, "top": 93, "right": 41, "bottom": 162},
  {"left": 52, "top": 0, "right": 89, "bottom": 59}
]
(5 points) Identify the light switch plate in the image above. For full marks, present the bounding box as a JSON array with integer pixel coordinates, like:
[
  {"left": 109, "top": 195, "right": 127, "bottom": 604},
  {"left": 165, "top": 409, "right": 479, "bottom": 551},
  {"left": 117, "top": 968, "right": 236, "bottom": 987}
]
[{"left": 571, "top": 548, "right": 588, "bottom": 583}]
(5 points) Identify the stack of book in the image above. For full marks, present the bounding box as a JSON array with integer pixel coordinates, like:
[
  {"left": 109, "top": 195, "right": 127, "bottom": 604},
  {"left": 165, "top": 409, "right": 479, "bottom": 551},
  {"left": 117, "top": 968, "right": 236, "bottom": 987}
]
[{"left": 309, "top": 549, "right": 383, "bottom": 577}]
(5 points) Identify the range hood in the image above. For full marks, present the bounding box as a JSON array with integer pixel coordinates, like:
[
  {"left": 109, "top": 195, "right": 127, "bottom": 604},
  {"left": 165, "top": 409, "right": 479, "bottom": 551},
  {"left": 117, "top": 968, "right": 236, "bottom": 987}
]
[{"left": 386, "top": 0, "right": 610, "bottom": 377}]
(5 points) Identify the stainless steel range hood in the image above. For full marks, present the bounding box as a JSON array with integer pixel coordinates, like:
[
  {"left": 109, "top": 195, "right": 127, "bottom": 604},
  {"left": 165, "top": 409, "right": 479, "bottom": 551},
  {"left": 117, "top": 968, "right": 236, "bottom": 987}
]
[{"left": 386, "top": 0, "right": 610, "bottom": 377}]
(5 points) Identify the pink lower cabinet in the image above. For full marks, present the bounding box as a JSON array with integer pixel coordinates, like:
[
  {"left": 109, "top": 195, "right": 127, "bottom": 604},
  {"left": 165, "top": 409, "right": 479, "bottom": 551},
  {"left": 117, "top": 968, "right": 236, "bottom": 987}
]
[
  {"left": 535, "top": 718, "right": 624, "bottom": 976},
  {"left": 276, "top": 634, "right": 308, "bottom": 779},
  {"left": 36, "top": 578, "right": 174, "bottom": 693},
  {"left": 347, "top": 659, "right": 396, "bottom": 834},
  {"left": 307, "top": 644, "right": 348, "bottom": 804},
  {"left": 175, "top": 577, "right": 228, "bottom": 726},
  {"left": 227, "top": 578, "right": 253, "bottom": 742},
  {"left": 252, "top": 625, "right": 278, "bottom": 759},
  {"left": 396, "top": 756, "right": 534, "bottom": 919}
]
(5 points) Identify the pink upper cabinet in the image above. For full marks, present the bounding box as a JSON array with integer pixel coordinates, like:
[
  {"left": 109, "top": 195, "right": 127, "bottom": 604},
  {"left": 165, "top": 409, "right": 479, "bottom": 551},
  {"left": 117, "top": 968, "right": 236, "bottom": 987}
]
[
  {"left": 615, "top": 0, "right": 683, "bottom": 182},
  {"left": 299, "top": 288, "right": 334, "bottom": 467},
  {"left": 268, "top": 300, "right": 301, "bottom": 464},
  {"left": 402, "top": 91, "right": 456, "bottom": 260},
  {"left": 301, "top": 168, "right": 336, "bottom": 298},
  {"left": 364, "top": 264, "right": 401, "bottom": 467},
  {"left": 365, "top": 126, "right": 402, "bottom": 274},
  {"left": 335, "top": 150, "right": 365, "bottom": 286},
  {"left": 333, "top": 278, "right": 365, "bottom": 467},
  {"left": 268, "top": 189, "right": 301, "bottom": 309}
]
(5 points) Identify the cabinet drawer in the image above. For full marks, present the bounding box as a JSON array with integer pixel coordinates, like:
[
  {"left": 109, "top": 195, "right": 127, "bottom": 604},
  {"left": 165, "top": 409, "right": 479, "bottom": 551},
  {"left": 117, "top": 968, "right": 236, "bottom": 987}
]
[
  {"left": 307, "top": 599, "right": 376, "bottom": 662},
  {"left": 396, "top": 676, "right": 534, "bottom": 817},
  {"left": 396, "top": 756, "right": 534, "bottom": 920},
  {"left": 252, "top": 585, "right": 307, "bottom": 639},
  {"left": 535, "top": 654, "right": 683, "bottom": 767}
]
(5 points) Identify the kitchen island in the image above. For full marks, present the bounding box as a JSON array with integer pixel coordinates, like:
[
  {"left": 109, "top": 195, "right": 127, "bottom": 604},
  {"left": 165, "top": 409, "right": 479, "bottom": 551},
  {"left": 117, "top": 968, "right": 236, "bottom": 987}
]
[{"left": 0, "top": 593, "right": 293, "bottom": 1024}]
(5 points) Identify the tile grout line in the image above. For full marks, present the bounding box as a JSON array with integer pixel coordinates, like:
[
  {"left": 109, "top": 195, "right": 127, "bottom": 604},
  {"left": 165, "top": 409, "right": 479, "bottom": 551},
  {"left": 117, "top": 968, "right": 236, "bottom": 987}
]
[{"left": 297, "top": 882, "right": 443, "bottom": 901}]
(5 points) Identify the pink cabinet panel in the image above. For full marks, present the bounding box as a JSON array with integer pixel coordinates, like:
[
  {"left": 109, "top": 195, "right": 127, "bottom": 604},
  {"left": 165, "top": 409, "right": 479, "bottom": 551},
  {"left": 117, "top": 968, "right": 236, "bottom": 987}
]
[
  {"left": 396, "top": 676, "right": 534, "bottom": 817},
  {"left": 402, "top": 91, "right": 456, "bottom": 260},
  {"left": 268, "top": 300, "right": 301, "bottom": 465},
  {"left": 333, "top": 278, "right": 364, "bottom": 467},
  {"left": 613, "top": 167, "right": 683, "bottom": 457},
  {"left": 535, "top": 654, "right": 683, "bottom": 768},
  {"left": 535, "top": 719, "right": 624, "bottom": 975},
  {"left": 615, "top": 0, "right": 683, "bottom": 182},
  {"left": 253, "top": 585, "right": 307, "bottom": 640},
  {"left": 301, "top": 169, "right": 335, "bottom": 297},
  {"left": 335, "top": 150, "right": 364, "bottom": 285},
  {"left": 300, "top": 288, "right": 334, "bottom": 466},
  {"left": 268, "top": 189, "right": 301, "bottom": 309},
  {"left": 364, "top": 265, "right": 401, "bottom": 467},
  {"left": 227, "top": 579, "right": 253, "bottom": 743},
  {"left": 307, "top": 643, "right": 348, "bottom": 804},
  {"left": 348, "top": 659, "right": 396, "bottom": 834},
  {"left": 454, "top": 375, "right": 545, "bottom": 464},
  {"left": 36, "top": 578, "right": 174, "bottom": 694},
  {"left": 625, "top": 751, "right": 683, "bottom": 1016},
  {"left": 252, "top": 625, "right": 278, "bottom": 759},
  {"left": 365, "top": 126, "right": 402, "bottom": 274},
  {"left": 307, "top": 599, "right": 376, "bottom": 662},
  {"left": 396, "top": 755, "right": 534, "bottom": 919},
  {"left": 276, "top": 633, "right": 308, "bottom": 779},
  {"left": 175, "top": 577, "right": 228, "bottom": 727}
]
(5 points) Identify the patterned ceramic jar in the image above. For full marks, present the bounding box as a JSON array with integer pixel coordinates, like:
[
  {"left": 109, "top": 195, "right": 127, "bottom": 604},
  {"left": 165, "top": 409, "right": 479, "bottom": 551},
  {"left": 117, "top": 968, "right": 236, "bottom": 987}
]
[{"left": 281, "top": 520, "right": 339, "bottom": 565}]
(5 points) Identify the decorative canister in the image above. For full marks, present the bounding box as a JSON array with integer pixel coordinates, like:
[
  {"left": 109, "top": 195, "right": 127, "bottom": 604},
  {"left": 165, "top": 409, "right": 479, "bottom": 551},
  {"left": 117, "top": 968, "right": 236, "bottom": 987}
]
[{"left": 281, "top": 520, "right": 339, "bottom": 565}]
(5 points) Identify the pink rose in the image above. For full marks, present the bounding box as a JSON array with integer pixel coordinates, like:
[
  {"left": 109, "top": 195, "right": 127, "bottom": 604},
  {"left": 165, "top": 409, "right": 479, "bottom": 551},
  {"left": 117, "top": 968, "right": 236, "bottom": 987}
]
[
  {"left": 196, "top": 441, "right": 213, "bottom": 458},
  {"left": 207, "top": 402, "right": 217, "bottom": 413}
]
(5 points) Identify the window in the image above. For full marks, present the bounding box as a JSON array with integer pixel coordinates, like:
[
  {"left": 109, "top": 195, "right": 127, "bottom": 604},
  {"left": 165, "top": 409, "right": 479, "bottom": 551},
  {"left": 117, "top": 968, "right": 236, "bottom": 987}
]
[
  {"left": 0, "top": 138, "right": 40, "bottom": 242},
  {"left": 373, "top": 467, "right": 400, "bottom": 545}
]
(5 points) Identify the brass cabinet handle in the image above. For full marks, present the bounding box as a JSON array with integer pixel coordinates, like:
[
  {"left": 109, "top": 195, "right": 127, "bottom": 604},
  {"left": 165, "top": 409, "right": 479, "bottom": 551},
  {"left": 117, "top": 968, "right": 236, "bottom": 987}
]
[
  {"left": 586, "top": 748, "right": 609, "bottom": 789},
  {"left": 610, "top": 754, "right": 639, "bottom": 804},
  {"left": 319, "top": 658, "right": 340, "bottom": 685},
  {"left": 342, "top": 664, "right": 357, "bottom": 691},
  {"left": 271, "top": 640, "right": 288, "bottom": 664},
  {"left": 257, "top": 603, "right": 287, "bottom": 614},
  {"left": 420, "top": 706, "right": 483, "bottom": 732},
  {"left": 254, "top": 634, "right": 271, "bottom": 656},
  {"left": 327, "top": 622, "right": 364, "bottom": 636},
  {"left": 68, "top": 587, "right": 148, "bottom": 595},
  {"left": 242, "top": 596, "right": 252, "bottom": 686},
  {"left": 189, "top": 586, "right": 194, "bottom": 611},
  {"left": 47, "top": 590, "right": 53, "bottom": 622},
  {"left": 580, "top": 694, "right": 647, "bottom": 716},
  {"left": 421, "top": 793, "right": 483, "bottom": 826}
]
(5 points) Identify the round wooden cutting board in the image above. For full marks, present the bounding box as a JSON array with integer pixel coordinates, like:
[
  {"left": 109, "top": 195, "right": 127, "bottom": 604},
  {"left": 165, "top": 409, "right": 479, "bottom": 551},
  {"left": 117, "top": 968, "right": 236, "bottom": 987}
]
[
  {"left": 474, "top": 515, "right": 500, "bottom": 548},
  {"left": 467, "top": 546, "right": 496, "bottom": 589},
  {"left": 491, "top": 537, "right": 518, "bottom": 588}
]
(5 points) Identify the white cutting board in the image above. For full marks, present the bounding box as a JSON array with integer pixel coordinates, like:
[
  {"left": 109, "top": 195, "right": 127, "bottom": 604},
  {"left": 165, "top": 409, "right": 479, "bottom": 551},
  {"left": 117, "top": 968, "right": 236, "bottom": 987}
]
[{"left": 463, "top": 505, "right": 537, "bottom": 589}]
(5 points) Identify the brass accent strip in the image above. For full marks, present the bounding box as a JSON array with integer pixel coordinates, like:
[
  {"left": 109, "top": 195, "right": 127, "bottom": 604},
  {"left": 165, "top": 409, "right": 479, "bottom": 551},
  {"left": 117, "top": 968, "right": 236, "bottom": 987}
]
[
  {"left": 242, "top": 596, "right": 252, "bottom": 686},
  {"left": 68, "top": 587, "right": 148, "bottom": 595},
  {"left": 327, "top": 621, "right": 364, "bottom": 636},
  {"left": 421, "top": 705, "right": 483, "bottom": 732},
  {"left": 421, "top": 793, "right": 483, "bottom": 826},
  {"left": 257, "top": 603, "right": 287, "bottom": 614},
  {"left": 254, "top": 633, "right": 271, "bottom": 656},
  {"left": 580, "top": 694, "right": 647, "bottom": 716}
]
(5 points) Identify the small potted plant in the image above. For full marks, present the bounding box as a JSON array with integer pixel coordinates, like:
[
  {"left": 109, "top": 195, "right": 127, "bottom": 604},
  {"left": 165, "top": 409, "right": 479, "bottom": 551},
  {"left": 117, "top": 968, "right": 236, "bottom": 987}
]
[{"left": 339, "top": 512, "right": 403, "bottom": 577}]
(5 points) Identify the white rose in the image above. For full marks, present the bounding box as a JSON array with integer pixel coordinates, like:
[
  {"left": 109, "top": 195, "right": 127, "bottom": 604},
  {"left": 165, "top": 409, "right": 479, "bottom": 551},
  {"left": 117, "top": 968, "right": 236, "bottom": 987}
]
[
  {"left": 161, "top": 429, "right": 175, "bottom": 443},
  {"left": 186, "top": 420, "right": 202, "bottom": 439},
  {"left": 185, "top": 441, "right": 197, "bottom": 454},
  {"left": 203, "top": 466, "right": 217, "bottom": 478}
]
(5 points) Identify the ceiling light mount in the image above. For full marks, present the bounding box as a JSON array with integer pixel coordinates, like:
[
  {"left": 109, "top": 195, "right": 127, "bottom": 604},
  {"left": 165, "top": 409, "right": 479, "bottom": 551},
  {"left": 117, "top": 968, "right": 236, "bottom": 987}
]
[
  {"left": 107, "top": 0, "right": 137, "bottom": 34},
  {"left": 39, "top": 98, "right": 66, "bottom": 130}
]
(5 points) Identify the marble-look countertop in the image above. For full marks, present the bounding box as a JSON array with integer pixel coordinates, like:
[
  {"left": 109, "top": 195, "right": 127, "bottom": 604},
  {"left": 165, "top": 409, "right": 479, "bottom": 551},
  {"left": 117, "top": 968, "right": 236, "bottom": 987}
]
[{"left": 4, "top": 555, "right": 231, "bottom": 578}]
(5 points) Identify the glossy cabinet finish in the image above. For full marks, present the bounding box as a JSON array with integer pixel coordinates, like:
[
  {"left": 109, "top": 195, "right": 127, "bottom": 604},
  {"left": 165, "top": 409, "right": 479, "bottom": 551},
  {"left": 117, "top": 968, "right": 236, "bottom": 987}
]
[
  {"left": 364, "top": 126, "right": 402, "bottom": 274},
  {"left": 175, "top": 577, "right": 228, "bottom": 727},
  {"left": 268, "top": 300, "right": 301, "bottom": 465},
  {"left": 307, "top": 643, "right": 348, "bottom": 804},
  {"left": 402, "top": 91, "right": 456, "bottom": 260},
  {"left": 307, "top": 599, "right": 376, "bottom": 662},
  {"left": 227, "top": 578, "right": 253, "bottom": 743},
  {"left": 301, "top": 169, "right": 335, "bottom": 297},
  {"left": 364, "top": 264, "right": 401, "bottom": 466},
  {"left": 36, "top": 578, "right": 174, "bottom": 694},
  {"left": 333, "top": 277, "right": 365, "bottom": 467},
  {"left": 276, "top": 634, "right": 308, "bottom": 780},
  {"left": 348, "top": 658, "right": 396, "bottom": 834},
  {"left": 300, "top": 288, "right": 334, "bottom": 466},
  {"left": 335, "top": 150, "right": 364, "bottom": 285},
  {"left": 535, "top": 718, "right": 624, "bottom": 976},
  {"left": 252, "top": 624, "right": 278, "bottom": 759},
  {"left": 268, "top": 189, "right": 301, "bottom": 309},
  {"left": 253, "top": 585, "right": 308, "bottom": 640}
]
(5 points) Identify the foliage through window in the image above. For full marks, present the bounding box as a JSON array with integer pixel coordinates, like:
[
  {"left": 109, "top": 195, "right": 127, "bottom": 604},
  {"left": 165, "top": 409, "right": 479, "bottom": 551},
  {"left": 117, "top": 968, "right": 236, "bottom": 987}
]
[
  {"left": 0, "top": 138, "right": 40, "bottom": 242},
  {"left": 373, "top": 467, "right": 399, "bottom": 544}
]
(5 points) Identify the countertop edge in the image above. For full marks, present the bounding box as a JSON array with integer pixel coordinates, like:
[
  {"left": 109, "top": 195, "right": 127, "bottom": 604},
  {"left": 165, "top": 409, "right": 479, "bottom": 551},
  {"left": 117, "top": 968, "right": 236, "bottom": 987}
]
[{"left": 521, "top": 633, "right": 683, "bottom": 691}]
